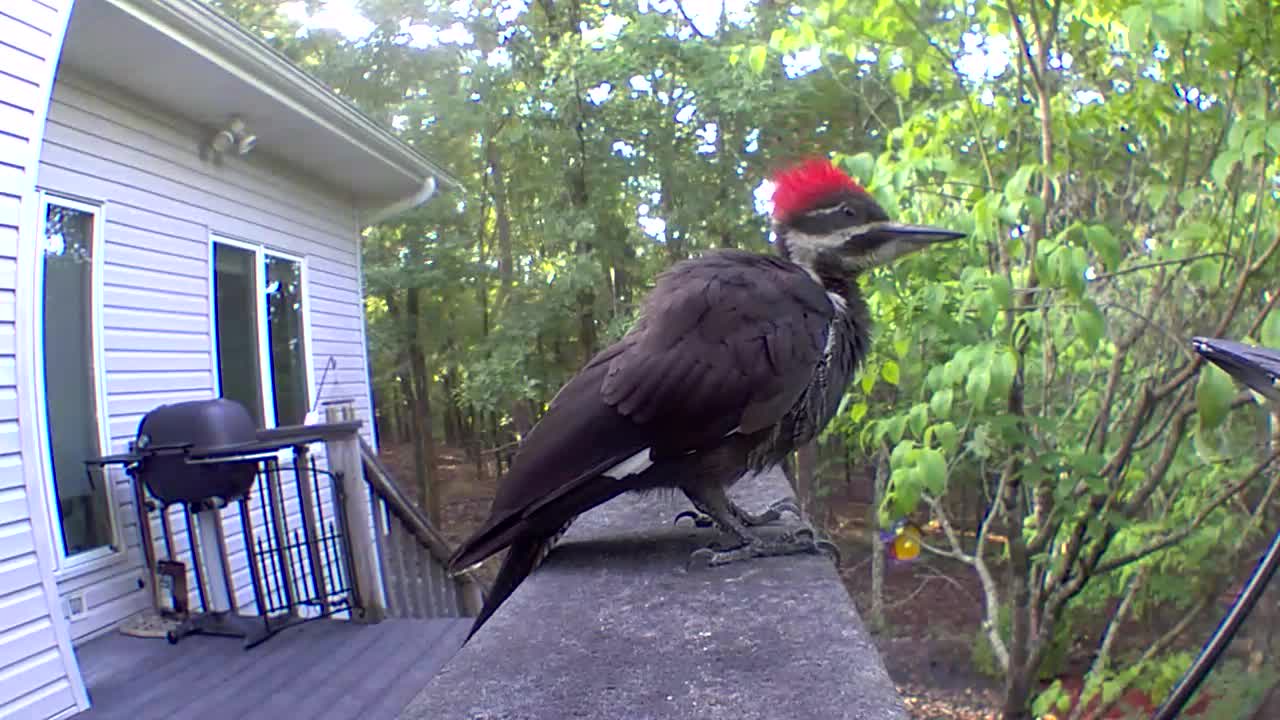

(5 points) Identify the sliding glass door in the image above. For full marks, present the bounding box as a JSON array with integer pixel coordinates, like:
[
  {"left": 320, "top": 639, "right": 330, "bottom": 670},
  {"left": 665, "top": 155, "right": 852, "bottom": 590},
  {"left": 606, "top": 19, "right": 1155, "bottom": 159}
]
[{"left": 212, "top": 238, "right": 312, "bottom": 429}]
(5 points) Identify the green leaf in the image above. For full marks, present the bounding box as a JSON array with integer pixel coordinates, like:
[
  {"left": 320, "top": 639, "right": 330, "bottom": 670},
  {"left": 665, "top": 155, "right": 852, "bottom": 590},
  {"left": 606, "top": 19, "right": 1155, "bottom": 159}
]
[
  {"left": 891, "top": 439, "right": 915, "bottom": 466},
  {"left": 929, "top": 388, "right": 954, "bottom": 419},
  {"left": 1003, "top": 164, "right": 1037, "bottom": 206},
  {"left": 891, "top": 68, "right": 913, "bottom": 99},
  {"left": 1196, "top": 362, "right": 1235, "bottom": 430},
  {"left": 1085, "top": 224, "right": 1121, "bottom": 268},
  {"left": 889, "top": 466, "right": 922, "bottom": 517},
  {"left": 845, "top": 152, "right": 875, "bottom": 186},
  {"left": 915, "top": 58, "right": 933, "bottom": 84},
  {"left": 1245, "top": 127, "right": 1267, "bottom": 161},
  {"left": 918, "top": 448, "right": 947, "bottom": 495},
  {"left": 931, "top": 421, "right": 959, "bottom": 453},
  {"left": 861, "top": 370, "right": 877, "bottom": 394},
  {"left": 893, "top": 336, "right": 910, "bottom": 359},
  {"left": 990, "top": 275, "right": 1011, "bottom": 309},
  {"left": 908, "top": 403, "right": 929, "bottom": 437},
  {"left": 988, "top": 349, "right": 1016, "bottom": 402},
  {"left": 748, "top": 45, "right": 767, "bottom": 74},
  {"left": 1147, "top": 183, "right": 1169, "bottom": 213},
  {"left": 1261, "top": 310, "right": 1280, "bottom": 348},
  {"left": 1073, "top": 306, "right": 1105, "bottom": 347},
  {"left": 1211, "top": 154, "right": 1235, "bottom": 187},
  {"left": 848, "top": 402, "right": 868, "bottom": 424},
  {"left": 942, "top": 359, "right": 965, "bottom": 386},
  {"left": 881, "top": 360, "right": 900, "bottom": 385},
  {"left": 1205, "top": 0, "right": 1227, "bottom": 25},
  {"left": 1267, "top": 126, "right": 1280, "bottom": 152},
  {"left": 966, "top": 366, "right": 991, "bottom": 408},
  {"left": 887, "top": 414, "right": 909, "bottom": 443}
]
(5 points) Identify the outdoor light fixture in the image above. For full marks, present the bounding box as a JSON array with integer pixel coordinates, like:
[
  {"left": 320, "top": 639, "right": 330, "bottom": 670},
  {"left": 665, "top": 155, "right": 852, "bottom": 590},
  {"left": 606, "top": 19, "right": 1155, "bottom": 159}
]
[{"left": 208, "top": 116, "right": 257, "bottom": 157}]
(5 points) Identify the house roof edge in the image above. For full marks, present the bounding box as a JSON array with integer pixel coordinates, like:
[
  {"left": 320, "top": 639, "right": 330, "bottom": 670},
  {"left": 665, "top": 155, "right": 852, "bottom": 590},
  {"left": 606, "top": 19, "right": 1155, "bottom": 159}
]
[{"left": 106, "top": 0, "right": 464, "bottom": 192}]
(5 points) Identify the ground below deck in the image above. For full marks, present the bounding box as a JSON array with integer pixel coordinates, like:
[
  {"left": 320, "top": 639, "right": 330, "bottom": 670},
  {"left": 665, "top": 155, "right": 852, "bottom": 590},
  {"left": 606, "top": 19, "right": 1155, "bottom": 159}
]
[{"left": 72, "top": 617, "right": 470, "bottom": 720}]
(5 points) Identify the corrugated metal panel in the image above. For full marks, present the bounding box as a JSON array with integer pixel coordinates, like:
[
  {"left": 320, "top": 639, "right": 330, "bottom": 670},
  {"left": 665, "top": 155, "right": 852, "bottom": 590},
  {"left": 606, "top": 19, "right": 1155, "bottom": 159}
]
[
  {"left": 0, "top": 1, "right": 82, "bottom": 718},
  {"left": 38, "top": 68, "right": 378, "bottom": 643}
]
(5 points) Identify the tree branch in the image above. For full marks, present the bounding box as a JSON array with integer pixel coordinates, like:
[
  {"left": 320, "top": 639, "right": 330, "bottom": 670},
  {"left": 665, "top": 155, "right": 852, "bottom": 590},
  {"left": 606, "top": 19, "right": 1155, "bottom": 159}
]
[
  {"left": 924, "top": 493, "right": 1010, "bottom": 673},
  {"left": 1089, "top": 252, "right": 1228, "bottom": 282},
  {"left": 1096, "top": 453, "right": 1278, "bottom": 576},
  {"left": 671, "top": 0, "right": 709, "bottom": 39}
]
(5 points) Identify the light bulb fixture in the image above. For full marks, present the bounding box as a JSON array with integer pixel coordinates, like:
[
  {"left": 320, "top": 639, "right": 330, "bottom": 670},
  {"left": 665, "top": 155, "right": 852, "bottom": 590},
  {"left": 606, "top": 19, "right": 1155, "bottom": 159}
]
[
  {"left": 208, "top": 115, "right": 256, "bottom": 158},
  {"left": 210, "top": 129, "right": 235, "bottom": 153}
]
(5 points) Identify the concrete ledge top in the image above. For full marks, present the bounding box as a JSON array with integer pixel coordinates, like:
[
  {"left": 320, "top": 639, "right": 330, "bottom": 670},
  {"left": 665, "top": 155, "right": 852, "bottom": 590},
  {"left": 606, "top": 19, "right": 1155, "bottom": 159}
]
[{"left": 400, "top": 469, "right": 906, "bottom": 720}]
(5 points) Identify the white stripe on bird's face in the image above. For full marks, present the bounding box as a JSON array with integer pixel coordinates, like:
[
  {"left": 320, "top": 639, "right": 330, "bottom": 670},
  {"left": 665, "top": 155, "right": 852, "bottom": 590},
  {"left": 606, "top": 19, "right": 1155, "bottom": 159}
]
[{"left": 786, "top": 221, "right": 922, "bottom": 275}]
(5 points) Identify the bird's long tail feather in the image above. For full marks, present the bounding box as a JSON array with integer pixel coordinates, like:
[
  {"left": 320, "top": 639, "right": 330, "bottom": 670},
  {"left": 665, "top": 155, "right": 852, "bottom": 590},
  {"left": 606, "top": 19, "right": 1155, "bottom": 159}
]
[{"left": 465, "top": 537, "right": 547, "bottom": 642}]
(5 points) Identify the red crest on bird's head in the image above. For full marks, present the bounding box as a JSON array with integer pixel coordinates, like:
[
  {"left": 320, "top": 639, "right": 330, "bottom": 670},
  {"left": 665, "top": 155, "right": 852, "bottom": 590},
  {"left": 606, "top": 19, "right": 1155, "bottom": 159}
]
[{"left": 769, "top": 157, "right": 865, "bottom": 221}]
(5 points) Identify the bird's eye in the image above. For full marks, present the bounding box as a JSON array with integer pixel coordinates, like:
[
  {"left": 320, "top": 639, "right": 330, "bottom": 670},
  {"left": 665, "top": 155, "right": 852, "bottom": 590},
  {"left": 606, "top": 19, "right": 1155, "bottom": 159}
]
[{"left": 841, "top": 206, "right": 857, "bottom": 218}]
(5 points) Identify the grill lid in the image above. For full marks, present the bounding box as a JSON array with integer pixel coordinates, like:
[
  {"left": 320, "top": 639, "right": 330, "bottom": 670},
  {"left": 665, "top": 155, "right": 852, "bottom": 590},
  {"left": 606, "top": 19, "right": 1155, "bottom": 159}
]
[
  {"left": 132, "top": 398, "right": 262, "bottom": 506},
  {"left": 137, "top": 397, "right": 258, "bottom": 453}
]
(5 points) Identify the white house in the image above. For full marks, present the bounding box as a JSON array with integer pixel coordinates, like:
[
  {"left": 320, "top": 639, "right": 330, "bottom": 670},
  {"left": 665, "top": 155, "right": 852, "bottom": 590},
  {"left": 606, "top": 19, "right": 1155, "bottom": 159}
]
[{"left": 0, "top": 0, "right": 458, "bottom": 716}]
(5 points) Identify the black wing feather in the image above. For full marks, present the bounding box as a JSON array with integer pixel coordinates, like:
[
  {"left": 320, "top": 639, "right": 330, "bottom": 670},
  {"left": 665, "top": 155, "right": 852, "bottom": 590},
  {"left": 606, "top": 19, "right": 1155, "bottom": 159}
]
[
  {"left": 602, "top": 249, "right": 833, "bottom": 445},
  {"left": 450, "top": 249, "right": 833, "bottom": 573}
]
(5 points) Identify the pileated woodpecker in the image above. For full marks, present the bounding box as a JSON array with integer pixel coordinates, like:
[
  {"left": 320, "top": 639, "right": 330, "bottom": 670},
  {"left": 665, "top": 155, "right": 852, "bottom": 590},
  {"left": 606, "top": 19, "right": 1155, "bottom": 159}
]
[{"left": 449, "top": 157, "right": 964, "bottom": 637}]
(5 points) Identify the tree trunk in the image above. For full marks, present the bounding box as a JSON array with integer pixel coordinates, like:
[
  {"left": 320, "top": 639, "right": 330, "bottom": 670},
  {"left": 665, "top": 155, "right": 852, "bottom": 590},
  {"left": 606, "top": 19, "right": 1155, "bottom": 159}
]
[
  {"left": 868, "top": 447, "right": 887, "bottom": 633},
  {"left": 487, "top": 137, "right": 515, "bottom": 300},
  {"left": 405, "top": 285, "right": 440, "bottom": 524}
]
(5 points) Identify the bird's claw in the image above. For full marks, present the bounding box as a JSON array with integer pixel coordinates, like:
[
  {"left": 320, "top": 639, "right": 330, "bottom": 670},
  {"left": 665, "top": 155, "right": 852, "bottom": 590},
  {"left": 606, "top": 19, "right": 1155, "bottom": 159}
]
[
  {"left": 768, "top": 497, "right": 804, "bottom": 519},
  {"left": 686, "top": 546, "right": 721, "bottom": 570},
  {"left": 673, "top": 510, "right": 716, "bottom": 528},
  {"left": 684, "top": 528, "right": 840, "bottom": 570},
  {"left": 735, "top": 497, "right": 804, "bottom": 526}
]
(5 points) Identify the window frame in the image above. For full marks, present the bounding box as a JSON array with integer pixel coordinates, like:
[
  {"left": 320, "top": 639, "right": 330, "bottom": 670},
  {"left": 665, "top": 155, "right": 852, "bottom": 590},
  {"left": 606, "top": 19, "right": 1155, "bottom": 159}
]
[
  {"left": 32, "top": 191, "right": 121, "bottom": 574},
  {"left": 208, "top": 234, "right": 317, "bottom": 431}
]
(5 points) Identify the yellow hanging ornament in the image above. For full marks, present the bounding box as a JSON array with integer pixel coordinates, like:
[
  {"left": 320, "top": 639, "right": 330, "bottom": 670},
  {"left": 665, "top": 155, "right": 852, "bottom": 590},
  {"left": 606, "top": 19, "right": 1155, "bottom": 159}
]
[{"left": 889, "top": 523, "right": 922, "bottom": 561}]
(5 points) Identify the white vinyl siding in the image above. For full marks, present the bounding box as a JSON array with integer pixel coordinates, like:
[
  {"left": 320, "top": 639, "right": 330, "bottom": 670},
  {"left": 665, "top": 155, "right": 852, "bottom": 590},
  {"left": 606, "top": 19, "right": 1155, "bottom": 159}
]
[
  {"left": 37, "top": 69, "right": 377, "bottom": 639},
  {"left": 0, "top": 0, "right": 85, "bottom": 718}
]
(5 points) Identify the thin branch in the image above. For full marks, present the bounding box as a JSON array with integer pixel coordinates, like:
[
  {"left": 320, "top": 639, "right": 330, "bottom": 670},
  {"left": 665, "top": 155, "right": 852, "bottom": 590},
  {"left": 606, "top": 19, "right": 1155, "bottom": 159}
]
[
  {"left": 1068, "top": 567, "right": 1148, "bottom": 720},
  {"left": 1095, "top": 453, "right": 1278, "bottom": 576},
  {"left": 1155, "top": 231, "right": 1280, "bottom": 400},
  {"left": 924, "top": 493, "right": 1010, "bottom": 672},
  {"left": 1007, "top": 0, "right": 1045, "bottom": 93},
  {"left": 1243, "top": 285, "right": 1280, "bottom": 340},
  {"left": 1089, "top": 252, "right": 1228, "bottom": 282},
  {"left": 671, "top": 0, "right": 709, "bottom": 39}
]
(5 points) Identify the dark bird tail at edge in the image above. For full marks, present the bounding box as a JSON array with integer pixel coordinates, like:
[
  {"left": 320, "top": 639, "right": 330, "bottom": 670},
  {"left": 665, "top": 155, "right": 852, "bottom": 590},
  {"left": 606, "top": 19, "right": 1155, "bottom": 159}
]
[{"left": 464, "top": 537, "right": 548, "bottom": 642}]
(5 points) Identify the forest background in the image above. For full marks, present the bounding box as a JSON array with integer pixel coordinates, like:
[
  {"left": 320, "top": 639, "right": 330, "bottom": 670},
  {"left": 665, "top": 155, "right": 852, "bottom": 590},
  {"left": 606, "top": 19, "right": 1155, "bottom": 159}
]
[{"left": 212, "top": 0, "right": 1280, "bottom": 717}]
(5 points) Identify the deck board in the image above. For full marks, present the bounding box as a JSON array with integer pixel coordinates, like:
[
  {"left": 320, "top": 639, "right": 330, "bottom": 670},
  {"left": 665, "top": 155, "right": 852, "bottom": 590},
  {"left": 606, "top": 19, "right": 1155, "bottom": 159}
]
[{"left": 72, "top": 617, "right": 470, "bottom": 720}]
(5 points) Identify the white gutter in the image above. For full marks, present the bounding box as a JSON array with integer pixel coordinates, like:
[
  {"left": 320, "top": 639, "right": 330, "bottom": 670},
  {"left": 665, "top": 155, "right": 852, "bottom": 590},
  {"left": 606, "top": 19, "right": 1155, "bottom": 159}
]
[
  {"left": 363, "top": 176, "right": 439, "bottom": 228},
  {"left": 113, "top": 0, "right": 463, "bottom": 191}
]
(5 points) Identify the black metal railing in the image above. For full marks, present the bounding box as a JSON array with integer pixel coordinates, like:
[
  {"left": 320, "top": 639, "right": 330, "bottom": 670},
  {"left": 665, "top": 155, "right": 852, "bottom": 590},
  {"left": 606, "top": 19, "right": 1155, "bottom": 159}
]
[{"left": 245, "top": 456, "right": 354, "bottom": 630}]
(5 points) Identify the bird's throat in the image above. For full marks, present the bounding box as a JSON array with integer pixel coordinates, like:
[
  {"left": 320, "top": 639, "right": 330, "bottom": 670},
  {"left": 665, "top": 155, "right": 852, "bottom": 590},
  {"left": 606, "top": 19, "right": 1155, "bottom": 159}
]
[{"left": 806, "top": 252, "right": 856, "bottom": 313}]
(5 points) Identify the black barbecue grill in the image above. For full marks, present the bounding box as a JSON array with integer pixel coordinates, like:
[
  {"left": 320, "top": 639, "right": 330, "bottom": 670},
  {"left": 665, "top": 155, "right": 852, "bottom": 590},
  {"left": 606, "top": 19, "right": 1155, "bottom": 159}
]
[
  {"left": 132, "top": 398, "right": 261, "bottom": 505},
  {"left": 88, "top": 397, "right": 362, "bottom": 649}
]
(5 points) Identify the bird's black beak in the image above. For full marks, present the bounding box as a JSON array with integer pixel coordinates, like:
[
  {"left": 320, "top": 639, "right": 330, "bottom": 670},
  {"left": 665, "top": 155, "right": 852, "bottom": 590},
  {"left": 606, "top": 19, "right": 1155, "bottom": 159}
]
[
  {"left": 1191, "top": 336, "right": 1280, "bottom": 404},
  {"left": 875, "top": 222, "right": 968, "bottom": 246},
  {"left": 840, "top": 222, "right": 966, "bottom": 269}
]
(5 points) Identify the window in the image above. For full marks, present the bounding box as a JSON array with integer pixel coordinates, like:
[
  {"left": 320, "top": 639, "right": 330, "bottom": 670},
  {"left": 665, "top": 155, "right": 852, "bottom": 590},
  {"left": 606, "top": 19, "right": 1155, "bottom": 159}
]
[
  {"left": 37, "top": 195, "right": 116, "bottom": 562},
  {"left": 212, "top": 238, "right": 313, "bottom": 429}
]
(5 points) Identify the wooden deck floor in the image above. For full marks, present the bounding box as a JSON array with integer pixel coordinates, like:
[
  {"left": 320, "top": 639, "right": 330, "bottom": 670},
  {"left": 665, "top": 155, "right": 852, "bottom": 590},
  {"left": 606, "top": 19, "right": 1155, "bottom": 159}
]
[{"left": 72, "top": 617, "right": 471, "bottom": 720}]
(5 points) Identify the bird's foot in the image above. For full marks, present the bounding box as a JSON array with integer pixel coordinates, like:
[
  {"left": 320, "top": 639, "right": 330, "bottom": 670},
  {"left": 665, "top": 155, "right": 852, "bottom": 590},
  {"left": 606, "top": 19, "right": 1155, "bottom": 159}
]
[
  {"left": 737, "top": 497, "right": 803, "bottom": 526},
  {"left": 673, "top": 509, "right": 716, "bottom": 528},
  {"left": 673, "top": 497, "right": 802, "bottom": 529},
  {"left": 686, "top": 526, "right": 840, "bottom": 569}
]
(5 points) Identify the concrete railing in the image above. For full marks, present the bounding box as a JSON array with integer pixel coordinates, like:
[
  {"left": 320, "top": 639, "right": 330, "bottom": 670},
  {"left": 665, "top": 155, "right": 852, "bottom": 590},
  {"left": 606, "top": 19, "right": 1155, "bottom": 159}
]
[{"left": 399, "top": 469, "right": 906, "bottom": 720}]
